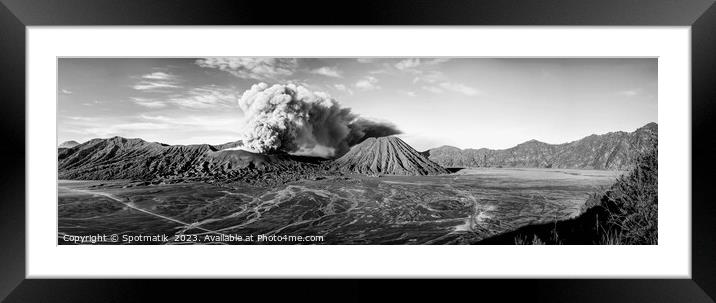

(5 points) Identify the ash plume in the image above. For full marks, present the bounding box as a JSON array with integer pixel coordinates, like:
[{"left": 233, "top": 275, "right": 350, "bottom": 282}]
[{"left": 237, "top": 83, "right": 400, "bottom": 157}]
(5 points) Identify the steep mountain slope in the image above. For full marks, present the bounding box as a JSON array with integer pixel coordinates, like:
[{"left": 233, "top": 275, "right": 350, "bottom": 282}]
[
  {"left": 58, "top": 136, "right": 326, "bottom": 184},
  {"left": 333, "top": 136, "right": 449, "bottom": 175},
  {"left": 426, "top": 122, "right": 657, "bottom": 170}
]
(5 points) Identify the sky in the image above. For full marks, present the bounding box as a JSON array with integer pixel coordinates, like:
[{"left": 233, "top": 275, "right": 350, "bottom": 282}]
[{"left": 58, "top": 57, "right": 657, "bottom": 151}]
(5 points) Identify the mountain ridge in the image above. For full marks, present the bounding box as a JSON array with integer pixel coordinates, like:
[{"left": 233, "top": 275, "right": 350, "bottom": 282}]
[
  {"left": 57, "top": 136, "right": 327, "bottom": 185},
  {"left": 425, "top": 122, "right": 657, "bottom": 170}
]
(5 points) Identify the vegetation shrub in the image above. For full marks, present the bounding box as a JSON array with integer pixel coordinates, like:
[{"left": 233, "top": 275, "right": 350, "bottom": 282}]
[{"left": 598, "top": 139, "right": 658, "bottom": 244}]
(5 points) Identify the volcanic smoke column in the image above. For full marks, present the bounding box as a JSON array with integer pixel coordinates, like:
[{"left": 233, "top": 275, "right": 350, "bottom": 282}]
[{"left": 237, "top": 83, "right": 400, "bottom": 157}]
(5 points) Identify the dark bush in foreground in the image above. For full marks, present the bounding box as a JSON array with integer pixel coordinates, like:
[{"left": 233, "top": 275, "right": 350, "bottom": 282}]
[
  {"left": 598, "top": 140, "right": 658, "bottom": 244},
  {"left": 476, "top": 140, "right": 658, "bottom": 245}
]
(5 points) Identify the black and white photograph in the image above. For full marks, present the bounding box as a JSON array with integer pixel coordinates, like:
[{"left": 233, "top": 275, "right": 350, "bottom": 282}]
[
  {"left": 4, "top": 0, "right": 714, "bottom": 300},
  {"left": 57, "top": 57, "right": 658, "bottom": 245}
]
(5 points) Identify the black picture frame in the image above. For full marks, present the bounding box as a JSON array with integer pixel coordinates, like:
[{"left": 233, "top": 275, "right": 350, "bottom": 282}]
[{"left": 1, "top": 0, "right": 715, "bottom": 302}]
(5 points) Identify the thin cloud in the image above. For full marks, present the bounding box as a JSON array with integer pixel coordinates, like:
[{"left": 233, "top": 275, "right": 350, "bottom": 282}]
[
  {"left": 421, "top": 86, "right": 444, "bottom": 94},
  {"left": 132, "top": 82, "right": 181, "bottom": 91},
  {"left": 310, "top": 66, "right": 343, "bottom": 78},
  {"left": 413, "top": 70, "right": 447, "bottom": 84},
  {"left": 422, "top": 82, "right": 480, "bottom": 96},
  {"left": 60, "top": 89, "right": 73, "bottom": 95},
  {"left": 132, "top": 85, "right": 238, "bottom": 110},
  {"left": 81, "top": 100, "right": 101, "bottom": 106},
  {"left": 439, "top": 82, "right": 481, "bottom": 96},
  {"left": 355, "top": 76, "right": 380, "bottom": 90},
  {"left": 427, "top": 58, "right": 451, "bottom": 65},
  {"left": 368, "top": 69, "right": 389, "bottom": 75},
  {"left": 395, "top": 58, "right": 421, "bottom": 71},
  {"left": 395, "top": 58, "right": 450, "bottom": 73},
  {"left": 397, "top": 90, "right": 418, "bottom": 97},
  {"left": 132, "top": 72, "right": 181, "bottom": 92},
  {"left": 141, "top": 72, "right": 175, "bottom": 80},
  {"left": 195, "top": 57, "right": 298, "bottom": 81},
  {"left": 617, "top": 89, "right": 641, "bottom": 97},
  {"left": 168, "top": 86, "right": 238, "bottom": 109},
  {"left": 139, "top": 113, "right": 241, "bottom": 129},
  {"left": 130, "top": 97, "right": 168, "bottom": 108},
  {"left": 333, "top": 84, "right": 354, "bottom": 95}
]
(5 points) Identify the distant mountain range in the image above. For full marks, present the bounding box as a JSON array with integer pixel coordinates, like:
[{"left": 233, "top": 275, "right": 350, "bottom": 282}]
[
  {"left": 58, "top": 123, "right": 657, "bottom": 182},
  {"left": 333, "top": 136, "right": 448, "bottom": 175},
  {"left": 424, "top": 122, "right": 657, "bottom": 170}
]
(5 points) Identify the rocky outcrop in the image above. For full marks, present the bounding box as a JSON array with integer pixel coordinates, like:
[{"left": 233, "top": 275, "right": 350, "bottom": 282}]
[
  {"left": 333, "top": 136, "right": 449, "bottom": 175},
  {"left": 426, "top": 122, "right": 657, "bottom": 170}
]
